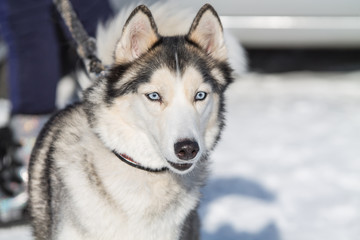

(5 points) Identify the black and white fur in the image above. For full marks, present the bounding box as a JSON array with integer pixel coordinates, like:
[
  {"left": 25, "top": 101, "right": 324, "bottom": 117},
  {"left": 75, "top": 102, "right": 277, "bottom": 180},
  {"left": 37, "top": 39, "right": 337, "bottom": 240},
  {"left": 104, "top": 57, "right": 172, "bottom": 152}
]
[{"left": 29, "top": 4, "right": 244, "bottom": 240}]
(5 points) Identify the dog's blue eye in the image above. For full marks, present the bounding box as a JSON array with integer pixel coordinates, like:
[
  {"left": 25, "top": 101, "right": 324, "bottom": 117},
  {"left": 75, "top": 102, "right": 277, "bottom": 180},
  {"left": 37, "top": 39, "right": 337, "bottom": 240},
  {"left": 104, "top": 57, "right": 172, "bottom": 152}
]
[
  {"left": 146, "top": 92, "right": 161, "bottom": 101},
  {"left": 195, "top": 91, "right": 207, "bottom": 101}
]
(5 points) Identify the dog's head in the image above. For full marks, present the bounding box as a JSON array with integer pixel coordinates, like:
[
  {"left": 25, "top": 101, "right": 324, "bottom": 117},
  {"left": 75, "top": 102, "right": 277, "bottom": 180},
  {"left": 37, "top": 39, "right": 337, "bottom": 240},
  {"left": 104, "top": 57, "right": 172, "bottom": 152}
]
[{"left": 84, "top": 4, "right": 233, "bottom": 174}]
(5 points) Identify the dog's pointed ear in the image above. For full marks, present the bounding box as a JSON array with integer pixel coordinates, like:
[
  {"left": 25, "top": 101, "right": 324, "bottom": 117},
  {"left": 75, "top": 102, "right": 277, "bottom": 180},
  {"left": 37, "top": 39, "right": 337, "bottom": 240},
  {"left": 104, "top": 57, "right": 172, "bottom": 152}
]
[
  {"left": 187, "top": 4, "right": 227, "bottom": 61},
  {"left": 114, "top": 5, "right": 159, "bottom": 63}
]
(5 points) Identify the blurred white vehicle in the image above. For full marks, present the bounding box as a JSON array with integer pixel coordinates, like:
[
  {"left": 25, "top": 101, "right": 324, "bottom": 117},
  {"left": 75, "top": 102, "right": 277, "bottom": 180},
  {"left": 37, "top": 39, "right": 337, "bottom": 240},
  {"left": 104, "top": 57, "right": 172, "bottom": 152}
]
[{"left": 177, "top": 0, "right": 360, "bottom": 48}]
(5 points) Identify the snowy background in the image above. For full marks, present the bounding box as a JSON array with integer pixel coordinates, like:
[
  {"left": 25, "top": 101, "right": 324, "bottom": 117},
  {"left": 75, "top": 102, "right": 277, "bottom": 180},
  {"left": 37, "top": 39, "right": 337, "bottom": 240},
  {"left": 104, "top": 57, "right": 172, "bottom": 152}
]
[{"left": 1, "top": 71, "right": 360, "bottom": 239}]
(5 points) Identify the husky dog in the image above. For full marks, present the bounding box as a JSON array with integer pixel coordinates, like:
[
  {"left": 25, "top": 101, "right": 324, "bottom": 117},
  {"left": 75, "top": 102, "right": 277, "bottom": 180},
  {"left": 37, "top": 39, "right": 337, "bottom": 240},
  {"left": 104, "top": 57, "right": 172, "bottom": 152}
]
[{"left": 29, "top": 3, "right": 244, "bottom": 240}]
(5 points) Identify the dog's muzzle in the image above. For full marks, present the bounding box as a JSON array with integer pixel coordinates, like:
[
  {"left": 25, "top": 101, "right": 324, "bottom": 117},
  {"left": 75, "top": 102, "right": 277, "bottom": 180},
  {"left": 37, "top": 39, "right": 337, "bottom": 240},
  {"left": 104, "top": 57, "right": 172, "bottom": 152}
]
[{"left": 167, "top": 139, "right": 199, "bottom": 171}]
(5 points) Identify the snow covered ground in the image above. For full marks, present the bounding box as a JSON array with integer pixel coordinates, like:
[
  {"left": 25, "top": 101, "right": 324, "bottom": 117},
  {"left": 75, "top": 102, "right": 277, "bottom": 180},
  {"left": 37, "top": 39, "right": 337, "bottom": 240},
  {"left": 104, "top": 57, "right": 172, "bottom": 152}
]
[{"left": 1, "top": 71, "right": 360, "bottom": 240}]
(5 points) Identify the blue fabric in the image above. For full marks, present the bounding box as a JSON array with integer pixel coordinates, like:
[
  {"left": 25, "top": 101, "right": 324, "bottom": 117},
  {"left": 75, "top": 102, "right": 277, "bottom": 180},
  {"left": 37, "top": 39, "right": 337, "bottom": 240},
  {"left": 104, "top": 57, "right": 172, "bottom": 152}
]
[{"left": 0, "top": 0, "right": 112, "bottom": 114}]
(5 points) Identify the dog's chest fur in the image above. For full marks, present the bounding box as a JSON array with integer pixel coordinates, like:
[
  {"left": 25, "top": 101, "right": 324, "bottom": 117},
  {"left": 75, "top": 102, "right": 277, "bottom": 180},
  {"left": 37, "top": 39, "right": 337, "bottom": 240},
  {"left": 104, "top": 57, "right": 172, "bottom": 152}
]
[{"left": 50, "top": 106, "right": 204, "bottom": 240}]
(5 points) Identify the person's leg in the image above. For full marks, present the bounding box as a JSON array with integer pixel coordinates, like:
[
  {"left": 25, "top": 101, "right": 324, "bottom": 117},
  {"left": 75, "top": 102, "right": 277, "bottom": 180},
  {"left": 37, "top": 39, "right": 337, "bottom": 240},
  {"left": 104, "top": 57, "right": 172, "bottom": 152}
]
[
  {"left": 0, "top": 0, "right": 60, "bottom": 115},
  {"left": 0, "top": 0, "right": 59, "bottom": 223},
  {"left": 0, "top": 0, "right": 113, "bottom": 223}
]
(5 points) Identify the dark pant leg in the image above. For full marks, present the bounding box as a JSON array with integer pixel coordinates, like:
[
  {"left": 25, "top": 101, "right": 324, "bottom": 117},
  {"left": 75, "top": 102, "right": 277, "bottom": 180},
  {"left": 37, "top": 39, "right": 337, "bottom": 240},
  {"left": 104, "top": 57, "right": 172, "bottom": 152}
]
[
  {"left": 0, "top": 0, "right": 113, "bottom": 114},
  {"left": 0, "top": 0, "right": 60, "bottom": 114}
]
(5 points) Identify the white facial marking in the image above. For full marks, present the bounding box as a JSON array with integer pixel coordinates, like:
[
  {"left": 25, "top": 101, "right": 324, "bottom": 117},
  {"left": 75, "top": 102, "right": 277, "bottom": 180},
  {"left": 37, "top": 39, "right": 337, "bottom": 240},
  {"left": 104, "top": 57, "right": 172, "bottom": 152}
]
[
  {"left": 175, "top": 52, "right": 180, "bottom": 79},
  {"left": 103, "top": 65, "right": 220, "bottom": 175}
]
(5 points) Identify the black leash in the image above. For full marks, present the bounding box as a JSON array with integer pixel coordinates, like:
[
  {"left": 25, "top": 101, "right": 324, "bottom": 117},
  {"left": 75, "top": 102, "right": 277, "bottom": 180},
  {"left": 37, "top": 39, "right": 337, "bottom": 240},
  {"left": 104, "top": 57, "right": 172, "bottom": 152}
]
[{"left": 53, "top": 0, "right": 105, "bottom": 77}]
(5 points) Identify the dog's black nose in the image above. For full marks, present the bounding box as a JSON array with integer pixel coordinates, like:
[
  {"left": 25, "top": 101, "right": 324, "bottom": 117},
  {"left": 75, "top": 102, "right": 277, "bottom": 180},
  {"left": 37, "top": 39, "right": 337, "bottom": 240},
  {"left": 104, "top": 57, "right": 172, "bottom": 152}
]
[{"left": 174, "top": 140, "right": 199, "bottom": 160}]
